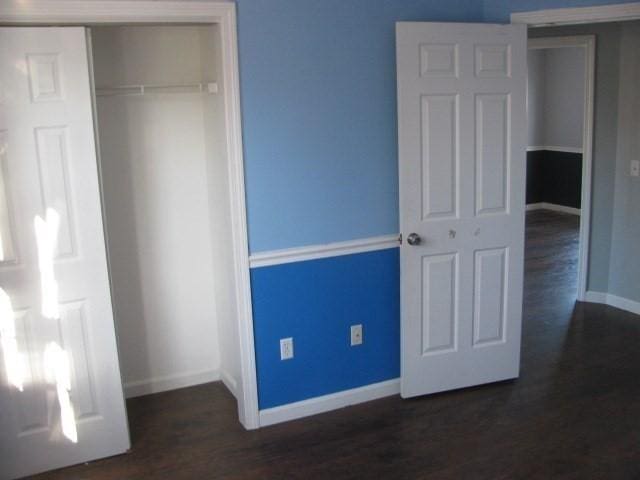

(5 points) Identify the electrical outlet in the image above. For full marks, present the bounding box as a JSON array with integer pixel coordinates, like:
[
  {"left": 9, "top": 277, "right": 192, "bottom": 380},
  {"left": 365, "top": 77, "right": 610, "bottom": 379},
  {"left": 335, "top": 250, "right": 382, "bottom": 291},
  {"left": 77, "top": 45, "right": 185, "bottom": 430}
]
[
  {"left": 280, "top": 337, "right": 294, "bottom": 360},
  {"left": 350, "top": 324, "right": 363, "bottom": 346},
  {"left": 631, "top": 160, "right": 640, "bottom": 177}
]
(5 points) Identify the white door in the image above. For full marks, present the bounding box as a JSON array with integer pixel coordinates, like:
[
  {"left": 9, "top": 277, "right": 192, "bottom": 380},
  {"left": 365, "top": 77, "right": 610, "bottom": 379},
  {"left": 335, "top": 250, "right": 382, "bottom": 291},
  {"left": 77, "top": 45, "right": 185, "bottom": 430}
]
[
  {"left": 0, "top": 27, "right": 129, "bottom": 479},
  {"left": 397, "top": 23, "right": 527, "bottom": 398}
]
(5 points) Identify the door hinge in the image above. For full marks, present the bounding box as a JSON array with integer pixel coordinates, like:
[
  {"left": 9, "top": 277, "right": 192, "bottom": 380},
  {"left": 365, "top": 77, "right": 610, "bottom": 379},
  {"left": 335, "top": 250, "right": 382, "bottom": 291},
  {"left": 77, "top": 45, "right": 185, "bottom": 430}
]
[{"left": 398, "top": 233, "right": 402, "bottom": 245}]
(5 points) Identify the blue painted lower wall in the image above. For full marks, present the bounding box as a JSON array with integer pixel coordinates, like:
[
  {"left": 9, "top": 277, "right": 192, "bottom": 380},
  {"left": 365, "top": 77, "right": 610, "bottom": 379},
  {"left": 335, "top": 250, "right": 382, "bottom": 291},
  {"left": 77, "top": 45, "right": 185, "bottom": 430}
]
[{"left": 251, "top": 248, "right": 400, "bottom": 409}]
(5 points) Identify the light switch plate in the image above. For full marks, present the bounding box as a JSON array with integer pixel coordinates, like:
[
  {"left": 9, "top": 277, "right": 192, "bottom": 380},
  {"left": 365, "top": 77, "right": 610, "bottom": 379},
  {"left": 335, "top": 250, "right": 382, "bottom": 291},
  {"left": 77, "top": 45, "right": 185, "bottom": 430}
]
[{"left": 630, "top": 160, "right": 640, "bottom": 177}]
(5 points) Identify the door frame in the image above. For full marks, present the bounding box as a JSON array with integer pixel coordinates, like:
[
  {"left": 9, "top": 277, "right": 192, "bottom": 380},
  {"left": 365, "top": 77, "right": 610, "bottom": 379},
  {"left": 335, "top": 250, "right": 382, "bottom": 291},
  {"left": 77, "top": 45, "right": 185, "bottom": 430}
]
[
  {"left": 526, "top": 35, "right": 595, "bottom": 301},
  {"left": 0, "top": 0, "right": 260, "bottom": 430},
  {"left": 513, "top": 3, "right": 640, "bottom": 302},
  {"left": 511, "top": 2, "right": 640, "bottom": 26}
]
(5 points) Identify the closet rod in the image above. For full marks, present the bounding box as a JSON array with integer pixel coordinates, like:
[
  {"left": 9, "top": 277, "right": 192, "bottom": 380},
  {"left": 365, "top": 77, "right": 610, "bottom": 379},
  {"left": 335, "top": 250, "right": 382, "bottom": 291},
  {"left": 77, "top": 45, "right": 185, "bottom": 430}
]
[{"left": 95, "top": 82, "right": 218, "bottom": 97}]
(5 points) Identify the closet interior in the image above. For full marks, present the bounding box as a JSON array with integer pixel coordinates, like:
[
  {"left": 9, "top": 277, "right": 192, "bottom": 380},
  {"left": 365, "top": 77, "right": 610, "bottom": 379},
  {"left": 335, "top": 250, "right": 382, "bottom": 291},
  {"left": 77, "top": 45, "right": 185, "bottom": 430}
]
[{"left": 90, "top": 25, "right": 241, "bottom": 401}]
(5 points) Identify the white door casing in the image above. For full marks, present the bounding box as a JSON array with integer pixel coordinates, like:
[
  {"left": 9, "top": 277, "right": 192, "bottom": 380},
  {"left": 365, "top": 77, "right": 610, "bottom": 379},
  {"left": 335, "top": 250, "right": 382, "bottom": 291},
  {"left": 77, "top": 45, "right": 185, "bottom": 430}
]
[
  {"left": 397, "top": 23, "right": 527, "bottom": 398},
  {"left": 0, "top": 1, "right": 259, "bottom": 431},
  {"left": 0, "top": 27, "right": 129, "bottom": 479}
]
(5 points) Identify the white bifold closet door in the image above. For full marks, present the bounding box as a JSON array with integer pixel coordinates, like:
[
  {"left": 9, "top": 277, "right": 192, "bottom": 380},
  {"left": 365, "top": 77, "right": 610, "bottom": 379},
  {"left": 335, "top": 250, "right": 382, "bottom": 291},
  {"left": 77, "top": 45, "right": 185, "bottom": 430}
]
[{"left": 0, "top": 27, "right": 129, "bottom": 479}]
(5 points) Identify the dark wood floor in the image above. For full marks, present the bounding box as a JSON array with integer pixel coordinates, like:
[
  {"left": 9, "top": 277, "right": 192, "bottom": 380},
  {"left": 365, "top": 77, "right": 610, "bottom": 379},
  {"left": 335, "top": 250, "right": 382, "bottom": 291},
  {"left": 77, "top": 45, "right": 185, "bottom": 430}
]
[{"left": 31, "top": 210, "right": 640, "bottom": 479}]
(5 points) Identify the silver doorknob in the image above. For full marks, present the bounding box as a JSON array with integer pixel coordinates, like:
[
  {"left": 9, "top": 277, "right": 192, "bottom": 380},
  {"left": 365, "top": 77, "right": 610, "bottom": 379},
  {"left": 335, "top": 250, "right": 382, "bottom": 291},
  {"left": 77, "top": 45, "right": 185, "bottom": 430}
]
[{"left": 407, "top": 233, "right": 421, "bottom": 246}]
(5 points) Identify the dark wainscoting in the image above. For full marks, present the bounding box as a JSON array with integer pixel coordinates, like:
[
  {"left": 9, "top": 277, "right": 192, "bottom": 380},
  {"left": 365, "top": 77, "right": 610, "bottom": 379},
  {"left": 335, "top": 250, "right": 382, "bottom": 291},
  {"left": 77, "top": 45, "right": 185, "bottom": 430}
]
[
  {"left": 526, "top": 150, "right": 582, "bottom": 208},
  {"left": 526, "top": 150, "right": 546, "bottom": 204}
]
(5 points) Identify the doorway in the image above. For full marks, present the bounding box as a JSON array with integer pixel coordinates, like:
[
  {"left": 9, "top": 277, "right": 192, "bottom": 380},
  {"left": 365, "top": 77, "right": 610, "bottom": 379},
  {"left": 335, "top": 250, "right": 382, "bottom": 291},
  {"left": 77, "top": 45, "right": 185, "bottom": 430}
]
[{"left": 525, "top": 36, "right": 595, "bottom": 304}]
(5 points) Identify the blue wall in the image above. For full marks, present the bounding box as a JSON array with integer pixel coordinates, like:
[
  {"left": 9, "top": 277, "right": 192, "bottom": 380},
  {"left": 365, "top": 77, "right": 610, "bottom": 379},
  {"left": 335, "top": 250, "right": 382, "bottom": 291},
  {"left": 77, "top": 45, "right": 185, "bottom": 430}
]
[
  {"left": 237, "top": 0, "right": 484, "bottom": 410},
  {"left": 236, "top": 0, "right": 484, "bottom": 253},
  {"left": 251, "top": 249, "right": 400, "bottom": 408},
  {"left": 237, "top": 0, "right": 634, "bottom": 411}
]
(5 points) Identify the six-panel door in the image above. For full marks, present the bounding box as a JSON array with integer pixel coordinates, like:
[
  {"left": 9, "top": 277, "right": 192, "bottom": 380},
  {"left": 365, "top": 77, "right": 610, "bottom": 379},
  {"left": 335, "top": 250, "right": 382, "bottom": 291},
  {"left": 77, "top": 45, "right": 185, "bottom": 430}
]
[
  {"left": 397, "top": 22, "right": 527, "bottom": 398},
  {"left": 0, "top": 27, "right": 129, "bottom": 479}
]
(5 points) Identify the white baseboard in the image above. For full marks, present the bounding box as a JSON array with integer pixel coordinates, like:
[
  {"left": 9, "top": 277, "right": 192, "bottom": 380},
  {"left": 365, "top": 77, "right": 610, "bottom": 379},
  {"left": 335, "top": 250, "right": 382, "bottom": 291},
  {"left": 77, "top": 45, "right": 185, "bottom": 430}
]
[
  {"left": 526, "top": 202, "right": 581, "bottom": 216},
  {"left": 259, "top": 378, "right": 400, "bottom": 427},
  {"left": 124, "top": 368, "right": 220, "bottom": 398},
  {"left": 220, "top": 370, "right": 239, "bottom": 399},
  {"left": 608, "top": 294, "right": 640, "bottom": 315},
  {"left": 585, "top": 291, "right": 640, "bottom": 316},
  {"left": 584, "top": 291, "right": 608, "bottom": 304}
]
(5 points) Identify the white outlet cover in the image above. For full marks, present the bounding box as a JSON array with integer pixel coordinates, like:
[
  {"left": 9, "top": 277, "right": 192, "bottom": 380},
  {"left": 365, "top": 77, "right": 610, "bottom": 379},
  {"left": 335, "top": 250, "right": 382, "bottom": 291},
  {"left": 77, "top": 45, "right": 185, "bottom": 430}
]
[
  {"left": 350, "top": 324, "right": 363, "bottom": 346},
  {"left": 280, "top": 337, "right": 294, "bottom": 360},
  {"left": 630, "top": 160, "right": 640, "bottom": 177}
]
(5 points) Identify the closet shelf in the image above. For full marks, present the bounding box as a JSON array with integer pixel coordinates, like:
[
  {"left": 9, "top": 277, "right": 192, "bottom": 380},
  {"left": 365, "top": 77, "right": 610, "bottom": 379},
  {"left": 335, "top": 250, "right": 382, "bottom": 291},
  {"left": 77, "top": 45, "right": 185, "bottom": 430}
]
[{"left": 95, "top": 82, "right": 218, "bottom": 97}]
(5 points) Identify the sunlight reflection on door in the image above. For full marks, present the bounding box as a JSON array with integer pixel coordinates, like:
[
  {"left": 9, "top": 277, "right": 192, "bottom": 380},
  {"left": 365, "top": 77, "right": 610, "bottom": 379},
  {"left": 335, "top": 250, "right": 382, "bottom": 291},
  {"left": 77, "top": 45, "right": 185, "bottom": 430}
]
[
  {"left": 34, "top": 207, "right": 78, "bottom": 443},
  {"left": 35, "top": 208, "right": 61, "bottom": 320},
  {"left": 44, "top": 342, "right": 77, "bottom": 443}
]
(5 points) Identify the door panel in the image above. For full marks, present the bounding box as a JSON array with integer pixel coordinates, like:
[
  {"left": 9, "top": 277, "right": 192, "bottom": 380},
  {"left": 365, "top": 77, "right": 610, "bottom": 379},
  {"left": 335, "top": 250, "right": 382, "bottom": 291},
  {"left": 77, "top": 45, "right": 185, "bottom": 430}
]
[
  {"left": 421, "top": 253, "right": 457, "bottom": 355},
  {"left": 476, "top": 94, "right": 509, "bottom": 215},
  {"left": 0, "top": 27, "right": 129, "bottom": 479},
  {"left": 421, "top": 94, "right": 458, "bottom": 220},
  {"left": 0, "top": 131, "right": 17, "bottom": 264},
  {"left": 397, "top": 22, "right": 526, "bottom": 399},
  {"left": 473, "top": 247, "right": 508, "bottom": 346},
  {"left": 34, "top": 126, "right": 77, "bottom": 258}
]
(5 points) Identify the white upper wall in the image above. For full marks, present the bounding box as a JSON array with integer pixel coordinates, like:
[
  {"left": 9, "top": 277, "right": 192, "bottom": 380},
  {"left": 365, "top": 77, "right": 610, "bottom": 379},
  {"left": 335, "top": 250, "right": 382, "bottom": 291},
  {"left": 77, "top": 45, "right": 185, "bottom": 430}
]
[
  {"left": 92, "top": 25, "right": 216, "bottom": 87},
  {"left": 543, "top": 47, "right": 586, "bottom": 148},
  {"left": 527, "top": 49, "right": 546, "bottom": 147},
  {"left": 527, "top": 46, "right": 585, "bottom": 149}
]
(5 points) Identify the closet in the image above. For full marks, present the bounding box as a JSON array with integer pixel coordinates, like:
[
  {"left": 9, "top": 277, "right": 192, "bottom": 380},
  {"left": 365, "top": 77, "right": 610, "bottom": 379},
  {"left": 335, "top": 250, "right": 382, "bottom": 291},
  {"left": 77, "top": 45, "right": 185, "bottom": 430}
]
[
  {"left": 1, "top": 10, "right": 252, "bottom": 476},
  {"left": 90, "top": 25, "right": 241, "bottom": 400}
]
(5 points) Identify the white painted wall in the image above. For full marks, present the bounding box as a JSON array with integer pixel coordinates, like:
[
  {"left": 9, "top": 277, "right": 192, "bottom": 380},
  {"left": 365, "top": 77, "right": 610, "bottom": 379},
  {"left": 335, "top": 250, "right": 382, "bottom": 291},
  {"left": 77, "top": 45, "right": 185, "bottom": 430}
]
[
  {"left": 198, "top": 24, "right": 244, "bottom": 400},
  {"left": 543, "top": 47, "right": 585, "bottom": 149},
  {"left": 92, "top": 26, "right": 223, "bottom": 397},
  {"left": 527, "top": 46, "right": 585, "bottom": 149},
  {"left": 527, "top": 49, "right": 546, "bottom": 147}
]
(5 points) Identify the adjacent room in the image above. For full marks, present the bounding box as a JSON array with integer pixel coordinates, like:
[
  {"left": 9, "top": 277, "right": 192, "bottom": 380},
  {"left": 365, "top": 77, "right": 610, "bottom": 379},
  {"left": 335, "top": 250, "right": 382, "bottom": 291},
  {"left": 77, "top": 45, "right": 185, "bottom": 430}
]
[
  {"left": 527, "top": 45, "right": 585, "bottom": 217},
  {"left": 525, "top": 41, "right": 586, "bottom": 311}
]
